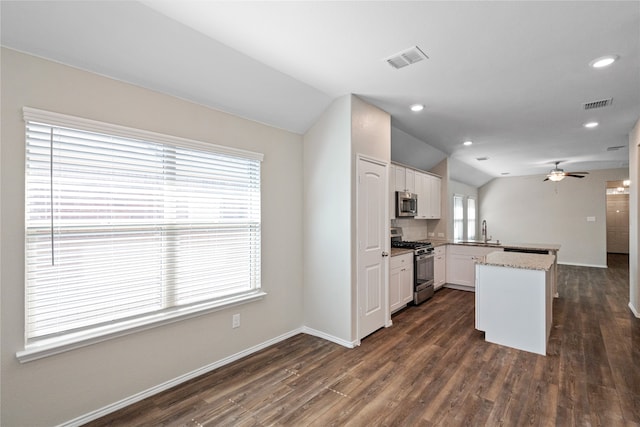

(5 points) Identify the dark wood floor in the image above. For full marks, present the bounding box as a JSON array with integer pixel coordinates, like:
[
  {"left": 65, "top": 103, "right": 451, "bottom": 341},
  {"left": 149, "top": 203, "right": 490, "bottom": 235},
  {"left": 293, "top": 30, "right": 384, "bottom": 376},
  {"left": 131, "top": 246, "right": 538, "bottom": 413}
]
[{"left": 86, "top": 254, "right": 640, "bottom": 426}]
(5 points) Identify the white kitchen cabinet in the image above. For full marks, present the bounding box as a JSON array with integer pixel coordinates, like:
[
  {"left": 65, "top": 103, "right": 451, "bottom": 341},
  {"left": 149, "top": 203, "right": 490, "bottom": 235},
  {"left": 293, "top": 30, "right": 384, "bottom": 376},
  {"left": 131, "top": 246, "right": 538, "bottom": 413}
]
[
  {"left": 445, "top": 245, "right": 503, "bottom": 290},
  {"left": 390, "top": 253, "right": 413, "bottom": 313},
  {"left": 390, "top": 164, "right": 396, "bottom": 220},
  {"left": 427, "top": 174, "right": 441, "bottom": 219},
  {"left": 414, "top": 172, "right": 441, "bottom": 219},
  {"left": 414, "top": 171, "right": 428, "bottom": 219},
  {"left": 393, "top": 165, "right": 415, "bottom": 193},
  {"left": 434, "top": 245, "right": 446, "bottom": 289}
]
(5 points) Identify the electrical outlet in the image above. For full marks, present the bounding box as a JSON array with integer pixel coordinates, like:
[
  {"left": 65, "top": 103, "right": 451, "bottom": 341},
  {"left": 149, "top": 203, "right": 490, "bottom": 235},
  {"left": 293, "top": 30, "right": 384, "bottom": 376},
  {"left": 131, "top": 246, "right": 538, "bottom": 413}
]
[
  {"left": 438, "top": 233, "right": 445, "bottom": 237},
  {"left": 232, "top": 313, "right": 240, "bottom": 328},
  {"left": 428, "top": 232, "right": 435, "bottom": 237}
]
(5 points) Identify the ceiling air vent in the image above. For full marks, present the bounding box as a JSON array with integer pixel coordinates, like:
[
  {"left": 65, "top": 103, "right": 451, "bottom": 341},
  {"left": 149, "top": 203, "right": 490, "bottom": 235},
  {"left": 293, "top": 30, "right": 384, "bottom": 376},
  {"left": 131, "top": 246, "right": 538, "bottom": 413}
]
[
  {"left": 385, "top": 46, "right": 429, "bottom": 69},
  {"left": 607, "top": 145, "right": 625, "bottom": 151},
  {"left": 583, "top": 98, "right": 613, "bottom": 110},
  {"left": 476, "top": 157, "right": 489, "bottom": 161}
]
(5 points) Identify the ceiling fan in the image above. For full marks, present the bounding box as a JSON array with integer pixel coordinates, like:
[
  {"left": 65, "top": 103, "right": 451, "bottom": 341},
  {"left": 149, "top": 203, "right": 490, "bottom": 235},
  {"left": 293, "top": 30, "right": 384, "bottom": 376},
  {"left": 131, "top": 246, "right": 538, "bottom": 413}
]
[{"left": 544, "top": 161, "right": 589, "bottom": 182}]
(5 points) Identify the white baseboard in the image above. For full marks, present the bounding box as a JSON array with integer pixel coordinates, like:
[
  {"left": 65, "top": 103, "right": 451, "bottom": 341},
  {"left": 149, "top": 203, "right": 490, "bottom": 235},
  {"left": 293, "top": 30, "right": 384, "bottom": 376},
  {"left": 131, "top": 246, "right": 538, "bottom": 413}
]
[
  {"left": 629, "top": 302, "right": 640, "bottom": 318},
  {"left": 558, "top": 262, "right": 608, "bottom": 268},
  {"left": 301, "top": 326, "right": 357, "bottom": 348},
  {"left": 59, "top": 327, "right": 305, "bottom": 427}
]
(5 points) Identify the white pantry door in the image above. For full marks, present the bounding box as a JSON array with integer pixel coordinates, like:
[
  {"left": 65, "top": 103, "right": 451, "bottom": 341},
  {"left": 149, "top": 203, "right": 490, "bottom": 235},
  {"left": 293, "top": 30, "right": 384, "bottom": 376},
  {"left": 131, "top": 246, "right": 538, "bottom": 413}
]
[{"left": 357, "top": 157, "right": 388, "bottom": 340}]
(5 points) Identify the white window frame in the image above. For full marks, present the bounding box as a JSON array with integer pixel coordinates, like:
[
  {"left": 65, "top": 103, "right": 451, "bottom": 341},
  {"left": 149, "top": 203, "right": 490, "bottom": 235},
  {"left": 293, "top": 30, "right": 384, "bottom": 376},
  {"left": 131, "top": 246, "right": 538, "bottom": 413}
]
[{"left": 18, "top": 108, "right": 265, "bottom": 362}]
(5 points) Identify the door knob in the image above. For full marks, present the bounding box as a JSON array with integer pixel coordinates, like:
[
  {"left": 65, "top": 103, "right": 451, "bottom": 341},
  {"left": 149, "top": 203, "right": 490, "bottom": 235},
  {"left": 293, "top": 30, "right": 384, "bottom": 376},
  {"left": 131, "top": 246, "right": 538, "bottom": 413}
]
[{"left": 382, "top": 251, "right": 389, "bottom": 257}]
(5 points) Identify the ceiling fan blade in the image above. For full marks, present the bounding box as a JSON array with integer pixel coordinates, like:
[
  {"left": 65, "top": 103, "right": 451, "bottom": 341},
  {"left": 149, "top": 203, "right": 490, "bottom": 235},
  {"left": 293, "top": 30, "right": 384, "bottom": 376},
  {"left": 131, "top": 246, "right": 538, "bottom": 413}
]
[{"left": 566, "top": 174, "right": 586, "bottom": 178}]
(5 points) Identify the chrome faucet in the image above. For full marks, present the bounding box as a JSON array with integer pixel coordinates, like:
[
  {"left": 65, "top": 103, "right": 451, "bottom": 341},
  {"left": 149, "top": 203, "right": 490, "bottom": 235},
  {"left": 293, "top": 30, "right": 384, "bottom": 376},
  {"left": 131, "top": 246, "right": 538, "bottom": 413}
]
[{"left": 481, "top": 219, "right": 491, "bottom": 243}]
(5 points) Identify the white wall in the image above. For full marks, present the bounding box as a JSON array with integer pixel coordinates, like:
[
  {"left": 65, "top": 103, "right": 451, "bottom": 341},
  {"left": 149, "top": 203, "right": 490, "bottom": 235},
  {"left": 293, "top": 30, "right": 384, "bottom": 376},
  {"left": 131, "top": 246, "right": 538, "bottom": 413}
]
[
  {"left": 302, "top": 95, "right": 352, "bottom": 344},
  {"left": 629, "top": 118, "right": 640, "bottom": 316},
  {"left": 350, "top": 95, "right": 391, "bottom": 340},
  {"left": 0, "top": 48, "right": 305, "bottom": 426},
  {"left": 302, "top": 94, "right": 391, "bottom": 344},
  {"left": 479, "top": 168, "right": 628, "bottom": 267}
]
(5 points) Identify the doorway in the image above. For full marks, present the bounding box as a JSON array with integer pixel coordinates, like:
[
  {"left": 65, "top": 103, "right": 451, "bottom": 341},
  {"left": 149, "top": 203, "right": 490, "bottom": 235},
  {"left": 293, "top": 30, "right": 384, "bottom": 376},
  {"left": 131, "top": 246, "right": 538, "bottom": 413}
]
[{"left": 606, "top": 180, "right": 630, "bottom": 254}]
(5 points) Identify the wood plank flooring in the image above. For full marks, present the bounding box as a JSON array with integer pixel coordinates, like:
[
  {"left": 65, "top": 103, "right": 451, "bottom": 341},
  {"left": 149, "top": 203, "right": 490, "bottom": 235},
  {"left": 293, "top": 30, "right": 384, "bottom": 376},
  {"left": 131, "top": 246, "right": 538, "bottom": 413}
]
[{"left": 86, "top": 254, "right": 640, "bottom": 426}]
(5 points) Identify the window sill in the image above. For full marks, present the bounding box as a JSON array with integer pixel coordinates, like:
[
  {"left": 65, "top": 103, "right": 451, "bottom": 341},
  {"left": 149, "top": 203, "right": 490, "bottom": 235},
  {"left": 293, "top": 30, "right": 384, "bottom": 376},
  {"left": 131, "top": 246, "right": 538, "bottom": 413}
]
[{"left": 16, "top": 291, "right": 267, "bottom": 363}]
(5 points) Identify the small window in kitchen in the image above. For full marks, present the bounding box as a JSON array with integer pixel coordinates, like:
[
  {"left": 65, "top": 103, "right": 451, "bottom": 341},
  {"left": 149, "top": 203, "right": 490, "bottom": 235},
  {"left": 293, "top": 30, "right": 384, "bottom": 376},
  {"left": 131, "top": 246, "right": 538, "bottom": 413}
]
[
  {"left": 467, "top": 197, "right": 477, "bottom": 240},
  {"left": 20, "top": 107, "right": 264, "bottom": 362},
  {"left": 453, "top": 194, "right": 464, "bottom": 241}
]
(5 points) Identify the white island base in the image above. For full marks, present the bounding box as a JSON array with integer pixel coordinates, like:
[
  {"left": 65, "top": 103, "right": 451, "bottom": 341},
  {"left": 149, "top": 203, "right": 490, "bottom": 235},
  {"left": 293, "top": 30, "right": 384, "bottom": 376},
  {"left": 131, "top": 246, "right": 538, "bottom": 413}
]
[{"left": 475, "top": 252, "right": 555, "bottom": 356}]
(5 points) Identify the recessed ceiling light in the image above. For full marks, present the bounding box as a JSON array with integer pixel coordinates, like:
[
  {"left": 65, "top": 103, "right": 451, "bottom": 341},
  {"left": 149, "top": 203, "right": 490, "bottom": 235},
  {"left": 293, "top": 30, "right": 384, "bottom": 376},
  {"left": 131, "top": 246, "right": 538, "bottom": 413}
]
[
  {"left": 463, "top": 140, "right": 473, "bottom": 146},
  {"left": 584, "top": 121, "right": 599, "bottom": 128},
  {"left": 410, "top": 104, "right": 424, "bottom": 112},
  {"left": 590, "top": 55, "right": 619, "bottom": 68}
]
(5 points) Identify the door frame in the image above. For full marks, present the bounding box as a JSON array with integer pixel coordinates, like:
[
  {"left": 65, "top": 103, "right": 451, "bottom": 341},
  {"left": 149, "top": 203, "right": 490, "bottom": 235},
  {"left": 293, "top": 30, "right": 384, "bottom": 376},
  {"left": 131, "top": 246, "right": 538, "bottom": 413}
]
[{"left": 355, "top": 153, "right": 390, "bottom": 345}]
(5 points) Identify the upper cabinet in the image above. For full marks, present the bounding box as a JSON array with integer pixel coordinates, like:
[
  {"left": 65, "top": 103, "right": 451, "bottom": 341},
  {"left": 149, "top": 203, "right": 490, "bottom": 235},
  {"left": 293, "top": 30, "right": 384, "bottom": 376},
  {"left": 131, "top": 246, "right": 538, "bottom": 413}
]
[
  {"left": 414, "top": 171, "right": 441, "bottom": 219},
  {"left": 394, "top": 165, "right": 415, "bottom": 193}
]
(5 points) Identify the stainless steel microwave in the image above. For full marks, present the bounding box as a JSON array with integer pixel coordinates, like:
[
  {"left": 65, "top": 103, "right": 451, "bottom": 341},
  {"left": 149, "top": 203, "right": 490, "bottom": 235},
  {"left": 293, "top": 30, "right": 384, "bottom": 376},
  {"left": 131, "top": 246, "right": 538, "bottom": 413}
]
[{"left": 396, "top": 191, "right": 418, "bottom": 217}]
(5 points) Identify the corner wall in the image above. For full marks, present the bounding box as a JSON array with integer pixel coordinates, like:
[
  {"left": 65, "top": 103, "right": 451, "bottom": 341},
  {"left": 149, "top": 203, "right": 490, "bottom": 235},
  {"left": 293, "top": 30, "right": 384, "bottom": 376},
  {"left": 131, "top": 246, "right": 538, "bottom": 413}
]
[
  {"left": 302, "top": 95, "right": 353, "bottom": 343},
  {"left": 1, "top": 48, "right": 305, "bottom": 426}
]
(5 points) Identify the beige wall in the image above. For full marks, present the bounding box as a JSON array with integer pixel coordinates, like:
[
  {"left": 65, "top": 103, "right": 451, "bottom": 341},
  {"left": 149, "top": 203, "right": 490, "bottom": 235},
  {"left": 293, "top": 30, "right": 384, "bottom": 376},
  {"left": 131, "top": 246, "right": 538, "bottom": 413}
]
[
  {"left": 479, "top": 168, "right": 629, "bottom": 267},
  {"left": 1, "top": 48, "right": 305, "bottom": 426},
  {"left": 629, "top": 118, "right": 640, "bottom": 316}
]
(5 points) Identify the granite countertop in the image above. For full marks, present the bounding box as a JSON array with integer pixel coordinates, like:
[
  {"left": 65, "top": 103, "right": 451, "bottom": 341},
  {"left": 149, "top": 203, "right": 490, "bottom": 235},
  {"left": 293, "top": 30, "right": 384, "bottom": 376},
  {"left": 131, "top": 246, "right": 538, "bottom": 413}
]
[
  {"left": 391, "top": 247, "right": 414, "bottom": 257},
  {"left": 477, "top": 251, "right": 556, "bottom": 271}
]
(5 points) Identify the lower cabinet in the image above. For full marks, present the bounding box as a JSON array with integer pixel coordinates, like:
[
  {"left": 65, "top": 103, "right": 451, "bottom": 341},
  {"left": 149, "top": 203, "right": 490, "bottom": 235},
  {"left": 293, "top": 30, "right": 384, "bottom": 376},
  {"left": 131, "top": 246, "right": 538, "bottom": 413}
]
[
  {"left": 434, "top": 245, "right": 446, "bottom": 289},
  {"left": 390, "top": 253, "right": 413, "bottom": 313},
  {"left": 446, "top": 245, "right": 503, "bottom": 289}
]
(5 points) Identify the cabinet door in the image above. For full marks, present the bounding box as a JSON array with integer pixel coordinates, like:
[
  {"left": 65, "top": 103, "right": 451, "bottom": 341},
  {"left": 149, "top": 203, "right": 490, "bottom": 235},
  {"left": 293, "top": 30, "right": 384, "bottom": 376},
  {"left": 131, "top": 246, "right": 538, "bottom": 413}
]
[
  {"left": 434, "top": 246, "right": 446, "bottom": 289},
  {"left": 400, "top": 262, "right": 414, "bottom": 304},
  {"left": 395, "top": 166, "right": 406, "bottom": 192},
  {"left": 405, "top": 168, "right": 415, "bottom": 193},
  {"left": 389, "top": 266, "right": 402, "bottom": 312},
  {"left": 414, "top": 172, "right": 427, "bottom": 219},
  {"left": 446, "top": 253, "right": 475, "bottom": 286},
  {"left": 389, "top": 164, "right": 396, "bottom": 220},
  {"left": 390, "top": 253, "right": 413, "bottom": 312},
  {"left": 429, "top": 176, "right": 441, "bottom": 219}
]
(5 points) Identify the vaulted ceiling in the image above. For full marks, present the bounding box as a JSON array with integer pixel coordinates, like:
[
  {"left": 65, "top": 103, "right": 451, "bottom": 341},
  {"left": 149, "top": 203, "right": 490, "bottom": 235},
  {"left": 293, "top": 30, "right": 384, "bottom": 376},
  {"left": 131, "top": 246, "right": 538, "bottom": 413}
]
[{"left": 2, "top": 1, "right": 639, "bottom": 186}]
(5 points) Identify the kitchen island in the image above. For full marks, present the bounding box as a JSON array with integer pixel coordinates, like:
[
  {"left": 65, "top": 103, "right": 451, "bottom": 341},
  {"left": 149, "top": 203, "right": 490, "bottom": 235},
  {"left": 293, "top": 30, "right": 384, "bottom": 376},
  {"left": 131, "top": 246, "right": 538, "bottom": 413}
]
[{"left": 475, "top": 251, "right": 556, "bottom": 355}]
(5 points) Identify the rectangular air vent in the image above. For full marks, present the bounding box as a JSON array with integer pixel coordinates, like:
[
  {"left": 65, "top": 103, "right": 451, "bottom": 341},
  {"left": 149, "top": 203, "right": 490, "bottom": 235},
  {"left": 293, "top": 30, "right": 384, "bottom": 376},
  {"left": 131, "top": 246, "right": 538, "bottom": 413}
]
[
  {"left": 583, "top": 98, "right": 613, "bottom": 110},
  {"left": 607, "top": 145, "right": 625, "bottom": 151},
  {"left": 476, "top": 157, "right": 489, "bottom": 161},
  {"left": 385, "top": 46, "right": 429, "bottom": 69}
]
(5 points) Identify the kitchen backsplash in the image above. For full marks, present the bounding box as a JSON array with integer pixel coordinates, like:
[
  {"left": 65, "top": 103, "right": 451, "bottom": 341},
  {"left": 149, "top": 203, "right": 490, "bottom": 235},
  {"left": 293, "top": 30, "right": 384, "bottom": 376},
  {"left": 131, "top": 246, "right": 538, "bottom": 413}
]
[{"left": 392, "top": 218, "right": 429, "bottom": 241}]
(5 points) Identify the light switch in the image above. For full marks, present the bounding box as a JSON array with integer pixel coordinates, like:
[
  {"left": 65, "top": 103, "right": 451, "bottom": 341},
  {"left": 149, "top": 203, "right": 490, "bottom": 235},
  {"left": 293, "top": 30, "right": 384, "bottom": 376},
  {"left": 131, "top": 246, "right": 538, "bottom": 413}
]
[{"left": 587, "top": 216, "right": 596, "bottom": 222}]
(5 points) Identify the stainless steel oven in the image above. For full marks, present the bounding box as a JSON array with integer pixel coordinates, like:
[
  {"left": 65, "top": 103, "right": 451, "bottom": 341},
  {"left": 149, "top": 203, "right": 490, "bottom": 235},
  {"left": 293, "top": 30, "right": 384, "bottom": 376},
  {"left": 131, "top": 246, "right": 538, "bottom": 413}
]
[{"left": 414, "top": 249, "right": 435, "bottom": 304}]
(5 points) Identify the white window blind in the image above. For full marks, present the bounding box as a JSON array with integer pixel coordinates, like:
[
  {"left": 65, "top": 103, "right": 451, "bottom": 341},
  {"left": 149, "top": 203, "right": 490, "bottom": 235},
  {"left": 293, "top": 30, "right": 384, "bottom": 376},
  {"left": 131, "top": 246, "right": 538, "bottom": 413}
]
[
  {"left": 453, "top": 194, "right": 464, "bottom": 241},
  {"left": 23, "top": 108, "right": 263, "bottom": 355},
  {"left": 467, "top": 198, "right": 477, "bottom": 240}
]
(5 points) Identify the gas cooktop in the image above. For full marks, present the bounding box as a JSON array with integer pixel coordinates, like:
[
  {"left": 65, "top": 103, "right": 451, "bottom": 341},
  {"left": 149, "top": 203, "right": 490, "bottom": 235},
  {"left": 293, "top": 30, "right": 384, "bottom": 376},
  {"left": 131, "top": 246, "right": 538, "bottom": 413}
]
[{"left": 391, "top": 240, "right": 432, "bottom": 250}]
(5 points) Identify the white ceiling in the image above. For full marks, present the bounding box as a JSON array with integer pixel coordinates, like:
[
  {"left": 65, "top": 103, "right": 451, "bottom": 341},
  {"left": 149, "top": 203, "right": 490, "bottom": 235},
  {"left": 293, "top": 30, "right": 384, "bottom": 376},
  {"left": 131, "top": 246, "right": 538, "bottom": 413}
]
[{"left": 2, "top": 1, "right": 639, "bottom": 186}]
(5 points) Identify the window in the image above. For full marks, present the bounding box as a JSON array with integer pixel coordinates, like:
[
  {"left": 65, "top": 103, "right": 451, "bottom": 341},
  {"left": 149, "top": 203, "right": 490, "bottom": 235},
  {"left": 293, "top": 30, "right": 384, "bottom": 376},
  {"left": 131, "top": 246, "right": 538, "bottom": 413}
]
[
  {"left": 453, "top": 194, "right": 464, "bottom": 241},
  {"left": 20, "top": 108, "right": 264, "bottom": 361},
  {"left": 467, "top": 198, "right": 477, "bottom": 240},
  {"left": 453, "top": 194, "right": 477, "bottom": 241}
]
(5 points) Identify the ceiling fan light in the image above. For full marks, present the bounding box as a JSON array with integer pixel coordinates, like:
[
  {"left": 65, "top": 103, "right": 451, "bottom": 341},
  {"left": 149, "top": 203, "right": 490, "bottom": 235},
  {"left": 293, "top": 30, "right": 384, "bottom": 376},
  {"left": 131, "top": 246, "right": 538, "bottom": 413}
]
[{"left": 548, "top": 172, "right": 565, "bottom": 182}]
